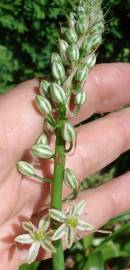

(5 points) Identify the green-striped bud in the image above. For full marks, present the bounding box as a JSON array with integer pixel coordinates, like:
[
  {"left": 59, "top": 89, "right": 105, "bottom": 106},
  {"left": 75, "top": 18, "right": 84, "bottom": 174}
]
[
  {"left": 32, "top": 144, "right": 54, "bottom": 159},
  {"left": 39, "top": 80, "right": 50, "bottom": 96},
  {"left": 64, "top": 168, "right": 79, "bottom": 190},
  {"left": 36, "top": 134, "right": 48, "bottom": 145},
  {"left": 62, "top": 121, "right": 76, "bottom": 143},
  {"left": 75, "top": 63, "right": 88, "bottom": 82},
  {"left": 82, "top": 38, "right": 92, "bottom": 54},
  {"left": 63, "top": 28, "right": 77, "bottom": 44},
  {"left": 17, "top": 161, "right": 35, "bottom": 177},
  {"left": 76, "top": 18, "right": 88, "bottom": 35},
  {"left": 90, "top": 22, "right": 105, "bottom": 35},
  {"left": 74, "top": 91, "right": 86, "bottom": 105},
  {"left": 51, "top": 53, "right": 62, "bottom": 64},
  {"left": 68, "top": 12, "right": 76, "bottom": 31},
  {"left": 86, "top": 53, "right": 96, "bottom": 68},
  {"left": 67, "top": 44, "right": 79, "bottom": 62},
  {"left": 91, "top": 34, "right": 102, "bottom": 49},
  {"left": 52, "top": 61, "right": 65, "bottom": 81},
  {"left": 50, "top": 83, "right": 66, "bottom": 104},
  {"left": 35, "top": 95, "right": 52, "bottom": 115},
  {"left": 59, "top": 39, "right": 69, "bottom": 64}
]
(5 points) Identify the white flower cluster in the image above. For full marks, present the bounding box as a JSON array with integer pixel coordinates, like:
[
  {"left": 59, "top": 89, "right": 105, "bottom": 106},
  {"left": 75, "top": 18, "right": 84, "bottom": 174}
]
[{"left": 15, "top": 201, "right": 94, "bottom": 264}]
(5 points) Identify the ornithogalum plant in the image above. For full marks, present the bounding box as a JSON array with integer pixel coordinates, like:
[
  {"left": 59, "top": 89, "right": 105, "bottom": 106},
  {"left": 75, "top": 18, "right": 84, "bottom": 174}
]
[{"left": 15, "top": 1, "right": 105, "bottom": 269}]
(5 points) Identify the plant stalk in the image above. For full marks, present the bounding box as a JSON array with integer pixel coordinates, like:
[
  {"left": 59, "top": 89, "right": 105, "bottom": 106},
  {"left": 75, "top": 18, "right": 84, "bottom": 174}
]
[{"left": 51, "top": 106, "right": 66, "bottom": 270}]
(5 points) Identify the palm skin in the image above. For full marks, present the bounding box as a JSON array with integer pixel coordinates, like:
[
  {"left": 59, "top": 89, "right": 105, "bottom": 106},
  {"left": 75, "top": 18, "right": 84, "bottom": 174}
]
[{"left": 1, "top": 63, "right": 130, "bottom": 270}]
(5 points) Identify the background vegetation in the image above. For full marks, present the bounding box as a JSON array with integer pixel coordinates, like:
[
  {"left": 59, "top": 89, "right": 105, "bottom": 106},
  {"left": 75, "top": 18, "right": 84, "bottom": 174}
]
[{"left": 0, "top": 0, "right": 130, "bottom": 269}]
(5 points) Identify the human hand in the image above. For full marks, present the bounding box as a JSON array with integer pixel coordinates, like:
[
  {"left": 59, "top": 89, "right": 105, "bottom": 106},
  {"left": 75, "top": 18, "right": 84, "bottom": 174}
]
[{"left": 1, "top": 63, "right": 130, "bottom": 270}]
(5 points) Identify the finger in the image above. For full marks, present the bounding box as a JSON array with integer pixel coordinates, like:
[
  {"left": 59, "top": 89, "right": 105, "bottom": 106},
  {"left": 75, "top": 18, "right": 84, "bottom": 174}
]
[
  {"left": 18, "top": 172, "right": 130, "bottom": 263},
  {"left": 1, "top": 63, "right": 130, "bottom": 168},
  {"left": 67, "top": 107, "right": 130, "bottom": 181},
  {"left": 0, "top": 247, "right": 20, "bottom": 270},
  {"left": 73, "top": 63, "right": 130, "bottom": 124}
]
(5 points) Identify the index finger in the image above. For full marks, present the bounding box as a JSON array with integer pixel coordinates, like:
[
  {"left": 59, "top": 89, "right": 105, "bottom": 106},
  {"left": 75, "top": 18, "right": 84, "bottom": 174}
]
[{"left": 0, "top": 63, "right": 130, "bottom": 168}]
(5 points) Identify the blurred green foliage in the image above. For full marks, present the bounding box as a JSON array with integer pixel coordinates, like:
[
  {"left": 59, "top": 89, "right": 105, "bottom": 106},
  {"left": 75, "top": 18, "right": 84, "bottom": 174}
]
[{"left": 0, "top": 0, "right": 130, "bottom": 269}]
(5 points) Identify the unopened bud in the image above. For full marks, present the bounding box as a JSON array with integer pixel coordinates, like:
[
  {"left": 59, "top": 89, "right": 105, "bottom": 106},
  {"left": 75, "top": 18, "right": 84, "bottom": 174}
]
[
  {"left": 76, "top": 18, "right": 88, "bottom": 35},
  {"left": 51, "top": 53, "right": 62, "bottom": 64},
  {"left": 64, "top": 28, "right": 77, "bottom": 44},
  {"left": 59, "top": 39, "right": 69, "bottom": 64},
  {"left": 35, "top": 95, "right": 52, "bottom": 115},
  {"left": 62, "top": 121, "right": 76, "bottom": 143},
  {"left": 75, "top": 63, "right": 88, "bottom": 82},
  {"left": 82, "top": 38, "right": 92, "bottom": 54},
  {"left": 64, "top": 168, "right": 79, "bottom": 190},
  {"left": 90, "top": 22, "right": 105, "bottom": 35},
  {"left": 50, "top": 83, "right": 66, "bottom": 104},
  {"left": 17, "top": 161, "right": 35, "bottom": 177},
  {"left": 86, "top": 53, "right": 96, "bottom": 68},
  {"left": 74, "top": 91, "right": 86, "bottom": 105},
  {"left": 67, "top": 44, "right": 79, "bottom": 62},
  {"left": 32, "top": 144, "right": 54, "bottom": 159},
  {"left": 52, "top": 61, "right": 65, "bottom": 81},
  {"left": 91, "top": 34, "right": 102, "bottom": 49},
  {"left": 40, "top": 80, "right": 50, "bottom": 96},
  {"left": 36, "top": 134, "right": 48, "bottom": 145}
]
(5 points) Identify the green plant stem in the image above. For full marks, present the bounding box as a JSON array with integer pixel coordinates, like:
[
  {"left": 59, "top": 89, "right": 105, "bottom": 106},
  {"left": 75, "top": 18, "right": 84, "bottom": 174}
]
[{"left": 51, "top": 106, "right": 66, "bottom": 270}]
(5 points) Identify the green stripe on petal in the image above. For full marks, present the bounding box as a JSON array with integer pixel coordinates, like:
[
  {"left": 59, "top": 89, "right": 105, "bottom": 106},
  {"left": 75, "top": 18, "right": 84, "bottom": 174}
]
[
  {"left": 64, "top": 168, "right": 79, "bottom": 190},
  {"left": 38, "top": 217, "right": 50, "bottom": 231},
  {"left": 22, "top": 221, "right": 36, "bottom": 233},
  {"left": 66, "top": 227, "right": 75, "bottom": 249},
  {"left": 52, "top": 223, "right": 66, "bottom": 241},
  {"left": 28, "top": 242, "right": 40, "bottom": 264},
  {"left": 41, "top": 239, "right": 56, "bottom": 253},
  {"left": 77, "top": 220, "right": 94, "bottom": 231},
  {"left": 74, "top": 200, "right": 86, "bottom": 215},
  {"left": 15, "top": 234, "right": 34, "bottom": 244},
  {"left": 49, "top": 209, "right": 66, "bottom": 222}
]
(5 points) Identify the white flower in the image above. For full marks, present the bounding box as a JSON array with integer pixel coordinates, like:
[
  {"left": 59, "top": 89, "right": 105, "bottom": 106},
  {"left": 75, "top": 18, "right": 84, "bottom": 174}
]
[
  {"left": 15, "top": 217, "right": 55, "bottom": 264},
  {"left": 49, "top": 200, "right": 94, "bottom": 248}
]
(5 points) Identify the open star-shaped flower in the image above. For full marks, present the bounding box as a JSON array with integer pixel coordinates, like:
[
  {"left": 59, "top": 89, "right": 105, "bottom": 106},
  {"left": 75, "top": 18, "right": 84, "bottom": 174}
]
[
  {"left": 15, "top": 217, "right": 55, "bottom": 264},
  {"left": 49, "top": 200, "right": 94, "bottom": 248}
]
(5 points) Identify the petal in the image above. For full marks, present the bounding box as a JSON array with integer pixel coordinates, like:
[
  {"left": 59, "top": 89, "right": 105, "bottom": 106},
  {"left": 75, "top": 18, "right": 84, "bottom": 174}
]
[
  {"left": 38, "top": 216, "right": 50, "bottom": 231},
  {"left": 22, "top": 221, "right": 36, "bottom": 233},
  {"left": 49, "top": 209, "right": 66, "bottom": 222},
  {"left": 28, "top": 242, "right": 40, "bottom": 264},
  {"left": 66, "top": 227, "right": 75, "bottom": 249},
  {"left": 15, "top": 234, "right": 34, "bottom": 244},
  {"left": 77, "top": 220, "right": 94, "bottom": 231},
  {"left": 52, "top": 224, "right": 66, "bottom": 241},
  {"left": 74, "top": 200, "right": 86, "bottom": 215},
  {"left": 41, "top": 239, "right": 56, "bottom": 253}
]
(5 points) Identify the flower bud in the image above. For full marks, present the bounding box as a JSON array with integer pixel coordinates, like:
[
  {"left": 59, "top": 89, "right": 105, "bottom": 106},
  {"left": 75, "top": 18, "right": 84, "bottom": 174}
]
[
  {"left": 52, "top": 61, "right": 65, "bottom": 81},
  {"left": 91, "top": 34, "right": 102, "bottom": 49},
  {"left": 40, "top": 80, "right": 50, "bottom": 96},
  {"left": 35, "top": 95, "right": 52, "bottom": 115},
  {"left": 75, "top": 63, "right": 88, "bottom": 82},
  {"left": 66, "top": 44, "right": 79, "bottom": 62},
  {"left": 90, "top": 22, "right": 105, "bottom": 35},
  {"left": 74, "top": 91, "right": 86, "bottom": 105},
  {"left": 82, "top": 38, "right": 92, "bottom": 54},
  {"left": 59, "top": 39, "right": 69, "bottom": 64},
  {"left": 68, "top": 12, "right": 76, "bottom": 31},
  {"left": 63, "top": 28, "right": 77, "bottom": 44},
  {"left": 64, "top": 168, "right": 79, "bottom": 190},
  {"left": 36, "top": 134, "right": 48, "bottom": 145},
  {"left": 86, "top": 53, "right": 96, "bottom": 68},
  {"left": 17, "top": 161, "right": 35, "bottom": 177},
  {"left": 32, "top": 144, "right": 54, "bottom": 159},
  {"left": 62, "top": 121, "right": 76, "bottom": 143},
  {"left": 51, "top": 53, "right": 62, "bottom": 64},
  {"left": 76, "top": 17, "right": 89, "bottom": 35},
  {"left": 50, "top": 83, "right": 66, "bottom": 104}
]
